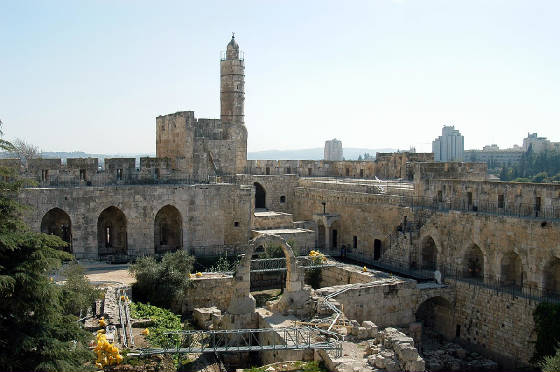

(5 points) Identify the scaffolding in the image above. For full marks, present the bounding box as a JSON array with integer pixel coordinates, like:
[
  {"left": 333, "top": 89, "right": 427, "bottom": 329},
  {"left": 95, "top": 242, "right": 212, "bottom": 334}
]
[{"left": 133, "top": 327, "right": 342, "bottom": 357}]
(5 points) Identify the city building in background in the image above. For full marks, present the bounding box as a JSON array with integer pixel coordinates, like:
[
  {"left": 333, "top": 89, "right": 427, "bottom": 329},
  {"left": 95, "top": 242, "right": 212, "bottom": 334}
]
[
  {"left": 324, "top": 138, "right": 343, "bottom": 161},
  {"left": 432, "top": 126, "right": 464, "bottom": 162}
]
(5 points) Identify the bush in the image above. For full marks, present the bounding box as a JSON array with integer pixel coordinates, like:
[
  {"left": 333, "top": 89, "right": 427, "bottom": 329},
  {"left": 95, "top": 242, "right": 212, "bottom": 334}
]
[
  {"left": 60, "top": 261, "right": 102, "bottom": 317},
  {"left": 129, "top": 250, "right": 194, "bottom": 309},
  {"left": 541, "top": 348, "right": 560, "bottom": 372}
]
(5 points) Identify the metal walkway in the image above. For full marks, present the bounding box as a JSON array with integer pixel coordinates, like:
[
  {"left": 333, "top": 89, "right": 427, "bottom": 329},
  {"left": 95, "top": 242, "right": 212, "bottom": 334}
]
[
  {"left": 249, "top": 255, "right": 342, "bottom": 273},
  {"left": 134, "top": 327, "right": 341, "bottom": 357}
]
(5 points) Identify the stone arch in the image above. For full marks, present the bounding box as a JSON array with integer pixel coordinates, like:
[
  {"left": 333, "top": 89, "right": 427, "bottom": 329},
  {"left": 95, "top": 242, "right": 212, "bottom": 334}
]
[
  {"left": 463, "top": 243, "right": 484, "bottom": 280},
  {"left": 500, "top": 251, "right": 524, "bottom": 287},
  {"left": 40, "top": 208, "right": 72, "bottom": 253},
  {"left": 416, "top": 296, "right": 455, "bottom": 340},
  {"left": 421, "top": 235, "right": 437, "bottom": 270},
  {"left": 254, "top": 182, "right": 266, "bottom": 209},
  {"left": 154, "top": 205, "right": 183, "bottom": 254},
  {"left": 226, "top": 234, "right": 308, "bottom": 317},
  {"left": 543, "top": 257, "right": 560, "bottom": 295},
  {"left": 97, "top": 206, "right": 127, "bottom": 257}
]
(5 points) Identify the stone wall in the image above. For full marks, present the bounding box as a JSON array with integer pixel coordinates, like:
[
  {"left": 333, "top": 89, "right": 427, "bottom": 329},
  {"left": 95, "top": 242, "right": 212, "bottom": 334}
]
[
  {"left": 319, "top": 265, "right": 382, "bottom": 287},
  {"left": 236, "top": 174, "right": 299, "bottom": 213},
  {"left": 419, "top": 178, "right": 560, "bottom": 219},
  {"left": 315, "top": 279, "right": 417, "bottom": 328},
  {"left": 19, "top": 183, "right": 252, "bottom": 259},
  {"left": 181, "top": 275, "right": 234, "bottom": 314},
  {"left": 450, "top": 279, "right": 537, "bottom": 366},
  {"left": 293, "top": 187, "right": 410, "bottom": 258}
]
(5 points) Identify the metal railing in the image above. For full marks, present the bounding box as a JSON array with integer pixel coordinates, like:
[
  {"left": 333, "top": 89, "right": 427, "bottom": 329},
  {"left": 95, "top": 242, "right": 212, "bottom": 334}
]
[
  {"left": 407, "top": 196, "right": 560, "bottom": 220},
  {"left": 134, "top": 327, "right": 341, "bottom": 357},
  {"left": 340, "top": 254, "right": 560, "bottom": 304},
  {"left": 249, "top": 256, "right": 342, "bottom": 273}
]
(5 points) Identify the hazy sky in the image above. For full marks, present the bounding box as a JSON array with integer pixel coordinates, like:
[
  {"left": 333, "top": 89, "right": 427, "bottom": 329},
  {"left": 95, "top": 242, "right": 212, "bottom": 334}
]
[{"left": 1, "top": 0, "right": 559, "bottom": 154}]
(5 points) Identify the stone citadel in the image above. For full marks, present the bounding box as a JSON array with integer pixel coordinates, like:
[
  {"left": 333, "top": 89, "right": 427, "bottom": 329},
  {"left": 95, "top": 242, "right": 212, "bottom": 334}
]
[{"left": 3, "top": 36, "right": 560, "bottom": 369}]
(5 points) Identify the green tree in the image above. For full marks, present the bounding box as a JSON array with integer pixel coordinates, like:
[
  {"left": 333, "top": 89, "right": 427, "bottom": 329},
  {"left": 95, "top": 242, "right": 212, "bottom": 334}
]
[
  {"left": 129, "top": 250, "right": 194, "bottom": 310},
  {"left": 0, "top": 121, "right": 93, "bottom": 371}
]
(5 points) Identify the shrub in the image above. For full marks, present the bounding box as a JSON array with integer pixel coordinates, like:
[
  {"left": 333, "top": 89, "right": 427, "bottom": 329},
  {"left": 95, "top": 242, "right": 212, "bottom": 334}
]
[
  {"left": 60, "top": 261, "right": 103, "bottom": 317},
  {"left": 541, "top": 348, "right": 560, "bottom": 372},
  {"left": 129, "top": 250, "right": 194, "bottom": 309}
]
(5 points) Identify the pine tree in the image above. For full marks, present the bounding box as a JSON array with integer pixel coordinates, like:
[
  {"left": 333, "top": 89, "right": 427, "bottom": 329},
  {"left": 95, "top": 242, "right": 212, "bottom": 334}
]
[{"left": 0, "top": 121, "right": 93, "bottom": 371}]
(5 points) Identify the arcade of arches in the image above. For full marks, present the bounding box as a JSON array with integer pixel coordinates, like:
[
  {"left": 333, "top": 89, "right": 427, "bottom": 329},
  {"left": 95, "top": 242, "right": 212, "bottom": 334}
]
[
  {"left": 154, "top": 205, "right": 183, "bottom": 254},
  {"left": 97, "top": 206, "right": 127, "bottom": 256},
  {"left": 40, "top": 208, "right": 72, "bottom": 253}
]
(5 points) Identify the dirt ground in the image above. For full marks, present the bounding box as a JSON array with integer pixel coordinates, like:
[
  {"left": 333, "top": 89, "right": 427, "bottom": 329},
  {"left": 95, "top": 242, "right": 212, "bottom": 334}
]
[{"left": 78, "top": 261, "right": 136, "bottom": 285}]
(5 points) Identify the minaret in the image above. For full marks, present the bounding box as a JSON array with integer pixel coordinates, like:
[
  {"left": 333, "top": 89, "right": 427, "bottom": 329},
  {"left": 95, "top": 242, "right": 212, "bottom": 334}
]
[{"left": 220, "top": 33, "right": 245, "bottom": 125}]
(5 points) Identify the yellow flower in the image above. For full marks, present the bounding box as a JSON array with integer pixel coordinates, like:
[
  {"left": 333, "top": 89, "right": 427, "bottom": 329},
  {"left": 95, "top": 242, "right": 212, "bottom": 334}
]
[
  {"left": 362, "top": 266, "right": 368, "bottom": 272},
  {"left": 142, "top": 328, "right": 150, "bottom": 336},
  {"left": 95, "top": 362, "right": 103, "bottom": 369},
  {"left": 195, "top": 272, "right": 202, "bottom": 277}
]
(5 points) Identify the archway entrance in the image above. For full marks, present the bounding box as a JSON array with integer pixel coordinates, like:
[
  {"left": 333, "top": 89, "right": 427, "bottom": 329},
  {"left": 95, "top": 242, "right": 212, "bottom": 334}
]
[
  {"left": 40, "top": 208, "right": 72, "bottom": 253},
  {"left": 154, "top": 205, "right": 183, "bottom": 254},
  {"left": 374, "top": 239, "right": 382, "bottom": 261},
  {"left": 416, "top": 296, "right": 454, "bottom": 340},
  {"left": 464, "top": 244, "right": 484, "bottom": 280},
  {"left": 254, "top": 182, "right": 266, "bottom": 209},
  {"left": 97, "top": 206, "right": 127, "bottom": 257},
  {"left": 543, "top": 257, "right": 560, "bottom": 295},
  {"left": 421, "top": 236, "right": 437, "bottom": 270},
  {"left": 501, "top": 251, "right": 523, "bottom": 287}
]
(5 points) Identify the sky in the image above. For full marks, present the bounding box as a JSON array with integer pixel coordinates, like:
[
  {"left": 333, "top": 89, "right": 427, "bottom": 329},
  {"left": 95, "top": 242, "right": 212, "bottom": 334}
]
[{"left": 1, "top": 0, "right": 559, "bottom": 154}]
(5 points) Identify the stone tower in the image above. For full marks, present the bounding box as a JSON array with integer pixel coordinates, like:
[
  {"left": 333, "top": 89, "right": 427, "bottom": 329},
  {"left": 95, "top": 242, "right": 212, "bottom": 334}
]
[{"left": 220, "top": 34, "right": 245, "bottom": 125}]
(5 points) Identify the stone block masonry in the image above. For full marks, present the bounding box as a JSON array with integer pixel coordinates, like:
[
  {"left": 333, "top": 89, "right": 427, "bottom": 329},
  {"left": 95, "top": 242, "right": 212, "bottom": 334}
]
[{"left": 20, "top": 183, "right": 252, "bottom": 259}]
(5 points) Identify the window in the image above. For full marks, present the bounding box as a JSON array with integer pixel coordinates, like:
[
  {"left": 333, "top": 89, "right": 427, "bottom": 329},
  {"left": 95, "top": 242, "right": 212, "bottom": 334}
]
[
  {"left": 437, "top": 190, "right": 443, "bottom": 202},
  {"left": 360, "top": 169, "right": 364, "bottom": 178},
  {"left": 234, "top": 221, "right": 239, "bottom": 227},
  {"left": 105, "top": 226, "right": 112, "bottom": 248},
  {"left": 498, "top": 194, "right": 504, "bottom": 209},
  {"left": 346, "top": 168, "right": 350, "bottom": 177},
  {"left": 286, "top": 167, "right": 291, "bottom": 174},
  {"left": 41, "top": 169, "right": 49, "bottom": 181},
  {"left": 265, "top": 167, "right": 270, "bottom": 175},
  {"left": 154, "top": 168, "right": 160, "bottom": 179},
  {"left": 79, "top": 169, "right": 86, "bottom": 181},
  {"left": 467, "top": 192, "right": 473, "bottom": 206},
  {"left": 536, "top": 197, "right": 541, "bottom": 212},
  {"left": 353, "top": 236, "right": 357, "bottom": 249},
  {"left": 308, "top": 168, "right": 312, "bottom": 176},
  {"left": 116, "top": 168, "right": 123, "bottom": 181},
  {"left": 280, "top": 195, "right": 286, "bottom": 203},
  {"left": 160, "top": 224, "right": 168, "bottom": 245}
]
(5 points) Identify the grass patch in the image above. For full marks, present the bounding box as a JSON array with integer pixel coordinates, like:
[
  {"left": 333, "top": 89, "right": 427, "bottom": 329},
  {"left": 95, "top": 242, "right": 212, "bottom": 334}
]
[{"left": 130, "top": 302, "right": 185, "bottom": 347}]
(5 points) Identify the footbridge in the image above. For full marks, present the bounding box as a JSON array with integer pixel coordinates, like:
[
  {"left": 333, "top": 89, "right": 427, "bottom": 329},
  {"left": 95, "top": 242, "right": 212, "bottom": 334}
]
[{"left": 134, "top": 327, "right": 342, "bottom": 357}]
